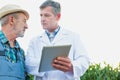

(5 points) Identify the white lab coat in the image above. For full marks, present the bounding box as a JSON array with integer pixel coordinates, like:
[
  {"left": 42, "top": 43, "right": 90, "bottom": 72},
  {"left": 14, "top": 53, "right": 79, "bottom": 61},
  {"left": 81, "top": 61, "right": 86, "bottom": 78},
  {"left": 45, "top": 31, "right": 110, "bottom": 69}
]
[{"left": 25, "top": 27, "right": 90, "bottom": 80}]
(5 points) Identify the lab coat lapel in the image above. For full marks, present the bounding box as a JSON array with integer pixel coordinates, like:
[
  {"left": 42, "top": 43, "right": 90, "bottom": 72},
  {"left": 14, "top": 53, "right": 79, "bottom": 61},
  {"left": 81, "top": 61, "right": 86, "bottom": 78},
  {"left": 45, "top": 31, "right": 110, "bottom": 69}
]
[
  {"left": 39, "top": 28, "right": 69, "bottom": 44},
  {"left": 53, "top": 28, "right": 68, "bottom": 43},
  {"left": 40, "top": 32, "right": 50, "bottom": 45}
]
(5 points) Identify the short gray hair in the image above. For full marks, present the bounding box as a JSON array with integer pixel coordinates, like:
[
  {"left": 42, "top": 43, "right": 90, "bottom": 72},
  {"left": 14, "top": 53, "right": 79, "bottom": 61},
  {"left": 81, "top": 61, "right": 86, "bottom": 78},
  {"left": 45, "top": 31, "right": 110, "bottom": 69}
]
[
  {"left": 40, "top": 0, "right": 61, "bottom": 16},
  {"left": 0, "top": 12, "right": 20, "bottom": 26}
]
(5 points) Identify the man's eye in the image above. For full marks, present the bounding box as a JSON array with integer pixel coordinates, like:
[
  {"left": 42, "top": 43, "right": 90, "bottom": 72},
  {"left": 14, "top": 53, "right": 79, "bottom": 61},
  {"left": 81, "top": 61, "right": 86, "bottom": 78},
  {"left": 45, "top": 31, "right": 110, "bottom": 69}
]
[
  {"left": 45, "top": 14, "right": 50, "bottom": 17},
  {"left": 24, "top": 20, "right": 26, "bottom": 23}
]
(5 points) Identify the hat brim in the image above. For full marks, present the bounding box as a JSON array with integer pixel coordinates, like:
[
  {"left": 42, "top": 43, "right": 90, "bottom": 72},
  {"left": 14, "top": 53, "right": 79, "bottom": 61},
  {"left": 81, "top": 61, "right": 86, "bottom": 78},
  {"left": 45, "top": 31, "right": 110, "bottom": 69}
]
[{"left": 0, "top": 9, "right": 29, "bottom": 19}]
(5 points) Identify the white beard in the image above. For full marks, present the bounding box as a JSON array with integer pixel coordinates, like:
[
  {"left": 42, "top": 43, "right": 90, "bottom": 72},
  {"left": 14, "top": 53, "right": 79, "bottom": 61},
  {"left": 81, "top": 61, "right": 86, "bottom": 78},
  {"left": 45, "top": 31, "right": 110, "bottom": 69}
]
[{"left": 17, "top": 31, "right": 25, "bottom": 37}]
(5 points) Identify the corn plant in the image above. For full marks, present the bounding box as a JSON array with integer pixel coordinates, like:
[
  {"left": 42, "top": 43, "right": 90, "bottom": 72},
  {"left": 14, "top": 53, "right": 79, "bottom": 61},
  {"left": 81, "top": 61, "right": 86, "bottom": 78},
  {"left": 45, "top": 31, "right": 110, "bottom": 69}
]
[
  {"left": 28, "top": 62, "right": 120, "bottom": 80},
  {"left": 81, "top": 62, "right": 120, "bottom": 80}
]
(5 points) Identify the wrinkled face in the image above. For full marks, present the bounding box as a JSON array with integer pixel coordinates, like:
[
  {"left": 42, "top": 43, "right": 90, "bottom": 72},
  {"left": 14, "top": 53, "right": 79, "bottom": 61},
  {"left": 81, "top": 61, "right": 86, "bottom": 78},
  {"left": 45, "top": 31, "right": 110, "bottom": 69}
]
[
  {"left": 13, "top": 13, "right": 28, "bottom": 37},
  {"left": 40, "top": 6, "right": 60, "bottom": 32}
]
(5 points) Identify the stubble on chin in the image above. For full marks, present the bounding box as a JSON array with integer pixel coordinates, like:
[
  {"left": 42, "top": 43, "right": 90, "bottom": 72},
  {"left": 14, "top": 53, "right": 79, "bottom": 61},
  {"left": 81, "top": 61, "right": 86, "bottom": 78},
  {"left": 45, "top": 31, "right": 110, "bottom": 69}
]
[{"left": 17, "top": 31, "right": 25, "bottom": 37}]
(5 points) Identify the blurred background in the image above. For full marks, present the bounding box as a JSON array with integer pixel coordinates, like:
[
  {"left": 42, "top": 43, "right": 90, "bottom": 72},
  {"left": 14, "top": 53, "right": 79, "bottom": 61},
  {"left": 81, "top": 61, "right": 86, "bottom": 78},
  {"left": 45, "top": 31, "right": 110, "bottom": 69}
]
[{"left": 0, "top": 0, "right": 120, "bottom": 68}]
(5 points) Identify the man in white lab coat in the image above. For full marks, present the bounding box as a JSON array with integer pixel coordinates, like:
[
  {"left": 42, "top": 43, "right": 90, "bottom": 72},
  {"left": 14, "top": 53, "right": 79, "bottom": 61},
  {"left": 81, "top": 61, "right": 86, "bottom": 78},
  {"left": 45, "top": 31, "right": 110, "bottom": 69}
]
[{"left": 25, "top": 0, "right": 90, "bottom": 80}]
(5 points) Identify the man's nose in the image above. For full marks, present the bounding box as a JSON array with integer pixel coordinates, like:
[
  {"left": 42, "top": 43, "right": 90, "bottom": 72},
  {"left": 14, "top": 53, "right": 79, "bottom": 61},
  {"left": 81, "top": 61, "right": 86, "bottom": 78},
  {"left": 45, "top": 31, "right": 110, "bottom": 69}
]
[{"left": 25, "top": 23, "right": 28, "bottom": 29}]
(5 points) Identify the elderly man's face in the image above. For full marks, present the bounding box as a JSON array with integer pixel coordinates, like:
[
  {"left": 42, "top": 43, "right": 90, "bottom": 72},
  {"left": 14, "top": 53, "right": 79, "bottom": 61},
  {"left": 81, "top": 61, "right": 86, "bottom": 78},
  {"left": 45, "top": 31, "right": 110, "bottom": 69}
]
[{"left": 13, "top": 13, "right": 28, "bottom": 37}]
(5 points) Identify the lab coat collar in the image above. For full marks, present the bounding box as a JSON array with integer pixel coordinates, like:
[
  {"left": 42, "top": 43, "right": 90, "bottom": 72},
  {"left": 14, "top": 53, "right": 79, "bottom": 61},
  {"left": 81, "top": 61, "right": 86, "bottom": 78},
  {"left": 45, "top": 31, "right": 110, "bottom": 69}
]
[{"left": 39, "top": 27, "right": 69, "bottom": 45}]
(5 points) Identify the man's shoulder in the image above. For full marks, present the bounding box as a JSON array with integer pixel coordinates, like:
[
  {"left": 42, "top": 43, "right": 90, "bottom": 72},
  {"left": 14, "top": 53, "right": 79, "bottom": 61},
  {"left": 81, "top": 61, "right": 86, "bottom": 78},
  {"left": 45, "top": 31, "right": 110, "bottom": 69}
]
[
  {"left": 30, "top": 36, "right": 41, "bottom": 41},
  {"left": 29, "top": 32, "right": 45, "bottom": 42},
  {"left": 61, "top": 27, "right": 79, "bottom": 36}
]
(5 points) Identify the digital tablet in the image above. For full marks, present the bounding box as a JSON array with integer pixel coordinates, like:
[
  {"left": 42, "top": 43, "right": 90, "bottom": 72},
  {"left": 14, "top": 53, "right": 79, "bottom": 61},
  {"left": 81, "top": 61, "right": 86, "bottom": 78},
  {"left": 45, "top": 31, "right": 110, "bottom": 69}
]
[{"left": 38, "top": 45, "right": 71, "bottom": 72}]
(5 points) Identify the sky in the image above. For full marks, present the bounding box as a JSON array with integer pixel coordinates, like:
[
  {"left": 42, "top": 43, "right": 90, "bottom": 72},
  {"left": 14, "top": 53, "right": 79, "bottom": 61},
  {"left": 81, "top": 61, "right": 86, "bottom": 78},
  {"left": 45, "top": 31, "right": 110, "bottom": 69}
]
[{"left": 0, "top": 0, "right": 120, "bottom": 68}]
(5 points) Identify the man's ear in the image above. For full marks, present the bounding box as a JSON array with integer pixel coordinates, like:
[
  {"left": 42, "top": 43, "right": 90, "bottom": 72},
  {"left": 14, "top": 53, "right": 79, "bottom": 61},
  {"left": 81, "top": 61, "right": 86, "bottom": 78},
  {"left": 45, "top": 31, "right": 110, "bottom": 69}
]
[
  {"left": 56, "top": 13, "right": 61, "bottom": 20},
  {"left": 8, "top": 16, "right": 14, "bottom": 25}
]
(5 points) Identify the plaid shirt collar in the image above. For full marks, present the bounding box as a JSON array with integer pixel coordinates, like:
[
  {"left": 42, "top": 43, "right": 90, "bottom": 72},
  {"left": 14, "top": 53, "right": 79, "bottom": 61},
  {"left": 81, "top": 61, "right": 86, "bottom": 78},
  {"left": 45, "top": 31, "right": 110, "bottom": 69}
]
[
  {"left": 0, "top": 31, "right": 8, "bottom": 44},
  {"left": 45, "top": 26, "right": 60, "bottom": 42},
  {"left": 45, "top": 26, "right": 60, "bottom": 37},
  {"left": 0, "top": 30, "right": 20, "bottom": 48}
]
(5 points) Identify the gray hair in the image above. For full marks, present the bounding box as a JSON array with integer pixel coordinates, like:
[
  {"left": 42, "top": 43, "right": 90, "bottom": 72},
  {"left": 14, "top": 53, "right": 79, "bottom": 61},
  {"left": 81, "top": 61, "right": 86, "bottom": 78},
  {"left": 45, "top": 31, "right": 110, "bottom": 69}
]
[
  {"left": 40, "top": 0, "right": 61, "bottom": 16},
  {"left": 0, "top": 12, "right": 20, "bottom": 26}
]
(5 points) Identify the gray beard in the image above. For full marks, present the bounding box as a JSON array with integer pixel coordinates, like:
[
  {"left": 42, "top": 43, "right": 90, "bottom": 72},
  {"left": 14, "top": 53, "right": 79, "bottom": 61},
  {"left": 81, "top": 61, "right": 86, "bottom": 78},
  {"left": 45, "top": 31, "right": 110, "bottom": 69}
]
[{"left": 17, "top": 31, "right": 24, "bottom": 37}]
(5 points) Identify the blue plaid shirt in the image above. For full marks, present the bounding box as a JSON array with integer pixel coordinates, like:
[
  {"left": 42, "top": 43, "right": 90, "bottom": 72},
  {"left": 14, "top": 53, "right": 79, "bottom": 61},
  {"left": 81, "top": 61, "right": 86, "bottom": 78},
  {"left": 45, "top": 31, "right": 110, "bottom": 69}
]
[
  {"left": 46, "top": 26, "right": 60, "bottom": 42},
  {"left": 0, "top": 31, "right": 25, "bottom": 63}
]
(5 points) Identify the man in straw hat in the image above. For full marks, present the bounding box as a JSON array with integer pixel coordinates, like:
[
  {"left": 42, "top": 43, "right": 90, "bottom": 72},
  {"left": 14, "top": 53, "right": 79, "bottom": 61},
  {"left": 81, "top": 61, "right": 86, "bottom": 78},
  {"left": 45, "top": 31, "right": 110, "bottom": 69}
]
[{"left": 0, "top": 4, "right": 29, "bottom": 80}]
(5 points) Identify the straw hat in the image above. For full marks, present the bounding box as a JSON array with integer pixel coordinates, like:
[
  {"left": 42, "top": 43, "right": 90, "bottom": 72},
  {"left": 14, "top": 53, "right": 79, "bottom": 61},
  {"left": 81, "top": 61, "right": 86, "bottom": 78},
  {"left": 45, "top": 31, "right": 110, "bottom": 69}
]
[{"left": 0, "top": 4, "right": 29, "bottom": 19}]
